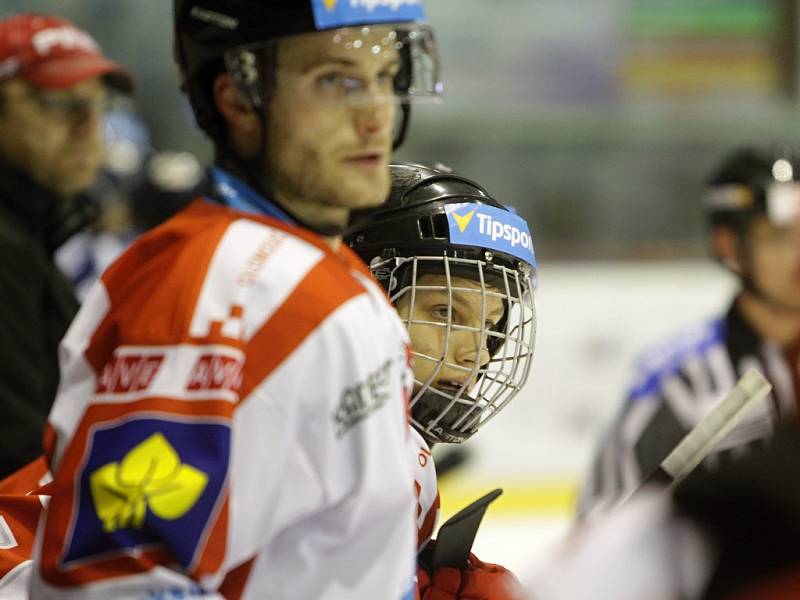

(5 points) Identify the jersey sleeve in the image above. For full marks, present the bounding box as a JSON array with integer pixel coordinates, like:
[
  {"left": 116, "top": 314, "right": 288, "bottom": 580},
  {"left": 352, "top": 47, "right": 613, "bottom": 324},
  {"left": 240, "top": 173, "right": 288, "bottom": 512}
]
[
  {"left": 577, "top": 380, "right": 685, "bottom": 519},
  {"left": 0, "top": 458, "right": 51, "bottom": 599},
  {"left": 31, "top": 280, "right": 242, "bottom": 598},
  {"left": 409, "top": 428, "right": 439, "bottom": 552}
]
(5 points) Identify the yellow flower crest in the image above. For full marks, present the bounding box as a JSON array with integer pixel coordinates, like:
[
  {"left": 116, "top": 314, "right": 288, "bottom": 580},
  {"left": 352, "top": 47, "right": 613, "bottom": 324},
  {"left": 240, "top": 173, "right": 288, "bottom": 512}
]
[{"left": 90, "top": 433, "right": 208, "bottom": 533}]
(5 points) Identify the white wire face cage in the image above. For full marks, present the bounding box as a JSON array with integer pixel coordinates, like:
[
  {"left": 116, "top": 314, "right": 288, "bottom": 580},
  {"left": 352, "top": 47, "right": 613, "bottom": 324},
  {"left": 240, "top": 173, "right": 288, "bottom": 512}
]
[{"left": 380, "top": 254, "right": 537, "bottom": 444}]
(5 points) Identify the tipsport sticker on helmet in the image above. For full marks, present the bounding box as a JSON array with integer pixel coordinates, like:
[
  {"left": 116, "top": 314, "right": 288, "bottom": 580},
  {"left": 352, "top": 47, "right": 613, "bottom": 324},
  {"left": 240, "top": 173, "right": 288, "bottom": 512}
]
[
  {"left": 311, "top": 0, "right": 426, "bottom": 30},
  {"left": 62, "top": 418, "right": 229, "bottom": 571},
  {"left": 445, "top": 203, "right": 537, "bottom": 267}
]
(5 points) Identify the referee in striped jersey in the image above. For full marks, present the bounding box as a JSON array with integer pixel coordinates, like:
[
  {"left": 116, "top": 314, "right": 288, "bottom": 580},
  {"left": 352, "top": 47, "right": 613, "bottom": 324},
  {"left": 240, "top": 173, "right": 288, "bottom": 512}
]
[{"left": 579, "top": 145, "right": 800, "bottom": 519}]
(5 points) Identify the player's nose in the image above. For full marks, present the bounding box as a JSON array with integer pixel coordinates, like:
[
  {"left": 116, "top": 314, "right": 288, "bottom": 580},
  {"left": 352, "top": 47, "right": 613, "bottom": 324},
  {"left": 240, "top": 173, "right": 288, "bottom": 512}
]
[
  {"left": 453, "top": 328, "right": 491, "bottom": 370},
  {"left": 353, "top": 101, "right": 393, "bottom": 139}
]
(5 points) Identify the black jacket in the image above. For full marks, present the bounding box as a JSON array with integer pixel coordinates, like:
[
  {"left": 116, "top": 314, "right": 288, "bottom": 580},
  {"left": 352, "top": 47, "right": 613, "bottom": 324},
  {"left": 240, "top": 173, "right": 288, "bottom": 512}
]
[
  {"left": 580, "top": 299, "right": 797, "bottom": 517},
  {"left": 0, "top": 164, "right": 97, "bottom": 478}
]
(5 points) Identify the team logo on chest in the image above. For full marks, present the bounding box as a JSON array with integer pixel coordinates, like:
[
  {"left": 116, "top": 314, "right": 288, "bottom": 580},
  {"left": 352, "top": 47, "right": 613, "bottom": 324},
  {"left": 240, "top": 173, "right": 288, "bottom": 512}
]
[
  {"left": 62, "top": 418, "right": 229, "bottom": 571},
  {"left": 90, "top": 433, "right": 208, "bottom": 533}
]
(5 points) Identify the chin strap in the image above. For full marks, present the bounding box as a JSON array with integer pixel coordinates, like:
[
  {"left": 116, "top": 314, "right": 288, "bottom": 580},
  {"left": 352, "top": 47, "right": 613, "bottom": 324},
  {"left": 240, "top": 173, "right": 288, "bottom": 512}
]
[{"left": 393, "top": 102, "right": 411, "bottom": 149}]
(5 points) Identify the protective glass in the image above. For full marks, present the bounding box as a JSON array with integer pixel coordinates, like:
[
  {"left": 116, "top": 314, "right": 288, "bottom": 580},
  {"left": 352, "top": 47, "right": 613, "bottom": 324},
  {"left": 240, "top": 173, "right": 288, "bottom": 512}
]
[
  {"left": 224, "top": 24, "right": 442, "bottom": 109},
  {"left": 383, "top": 254, "right": 537, "bottom": 444}
]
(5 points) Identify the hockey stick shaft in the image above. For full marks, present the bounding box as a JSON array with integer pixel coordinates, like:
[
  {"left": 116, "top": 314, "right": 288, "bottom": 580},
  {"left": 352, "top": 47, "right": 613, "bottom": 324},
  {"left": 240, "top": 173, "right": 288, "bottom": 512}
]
[{"left": 655, "top": 368, "right": 772, "bottom": 486}]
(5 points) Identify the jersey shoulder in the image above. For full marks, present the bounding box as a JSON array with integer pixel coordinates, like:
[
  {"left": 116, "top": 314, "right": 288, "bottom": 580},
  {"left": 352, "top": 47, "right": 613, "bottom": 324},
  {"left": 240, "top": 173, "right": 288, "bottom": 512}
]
[
  {"left": 97, "top": 200, "right": 368, "bottom": 342},
  {"left": 0, "top": 457, "right": 49, "bottom": 495},
  {"left": 627, "top": 316, "right": 725, "bottom": 403}
]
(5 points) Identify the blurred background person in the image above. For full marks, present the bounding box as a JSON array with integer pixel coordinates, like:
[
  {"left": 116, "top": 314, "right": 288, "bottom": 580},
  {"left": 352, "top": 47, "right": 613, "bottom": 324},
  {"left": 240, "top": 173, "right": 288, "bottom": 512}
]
[
  {"left": 0, "top": 13, "right": 132, "bottom": 478},
  {"left": 579, "top": 145, "right": 800, "bottom": 519},
  {"left": 128, "top": 149, "right": 205, "bottom": 232},
  {"left": 54, "top": 107, "right": 149, "bottom": 300},
  {"left": 530, "top": 420, "right": 800, "bottom": 600},
  {"left": 56, "top": 105, "right": 205, "bottom": 300}
]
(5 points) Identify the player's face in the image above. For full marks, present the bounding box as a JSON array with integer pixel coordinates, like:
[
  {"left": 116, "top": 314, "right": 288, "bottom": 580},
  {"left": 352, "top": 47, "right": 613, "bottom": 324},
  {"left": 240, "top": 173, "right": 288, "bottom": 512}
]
[
  {"left": 0, "top": 78, "right": 106, "bottom": 197},
  {"left": 746, "top": 215, "right": 800, "bottom": 311},
  {"left": 266, "top": 27, "right": 399, "bottom": 229},
  {"left": 395, "top": 274, "right": 505, "bottom": 394}
]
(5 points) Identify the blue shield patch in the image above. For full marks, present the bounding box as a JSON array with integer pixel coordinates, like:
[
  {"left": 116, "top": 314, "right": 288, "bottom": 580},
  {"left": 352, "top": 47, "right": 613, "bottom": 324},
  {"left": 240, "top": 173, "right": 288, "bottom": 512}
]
[
  {"left": 445, "top": 203, "right": 537, "bottom": 267},
  {"left": 311, "top": 0, "right": 426, "bottom": 30},
  {"left": 63, "top": 418, "right": 230, "bottom": 570}
]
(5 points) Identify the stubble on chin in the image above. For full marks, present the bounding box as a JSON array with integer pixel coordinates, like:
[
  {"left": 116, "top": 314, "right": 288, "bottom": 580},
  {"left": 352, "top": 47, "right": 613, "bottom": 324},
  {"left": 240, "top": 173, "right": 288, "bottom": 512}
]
[
  {"left": 280, "top": 158, "right": 390, "bottom": 210},
  {"left": 339, "top": 167, "right": 390, "bottom": 209}
]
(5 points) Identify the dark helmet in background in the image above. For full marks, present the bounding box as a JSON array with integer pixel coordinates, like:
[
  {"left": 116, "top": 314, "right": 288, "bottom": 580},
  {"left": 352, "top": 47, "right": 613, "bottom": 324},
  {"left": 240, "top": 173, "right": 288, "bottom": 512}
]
[
  {"left": 347, "top": 163, "right": 538, "bottom": 444},
  {"left": 704, "top": 145, "right": 800, "bottom": 230}
]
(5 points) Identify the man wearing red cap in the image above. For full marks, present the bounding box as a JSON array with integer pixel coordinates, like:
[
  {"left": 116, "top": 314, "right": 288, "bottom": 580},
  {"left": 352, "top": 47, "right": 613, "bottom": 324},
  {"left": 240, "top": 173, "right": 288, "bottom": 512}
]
[{"left": 0, "top": 13, "right": 133, "bottom": 479}]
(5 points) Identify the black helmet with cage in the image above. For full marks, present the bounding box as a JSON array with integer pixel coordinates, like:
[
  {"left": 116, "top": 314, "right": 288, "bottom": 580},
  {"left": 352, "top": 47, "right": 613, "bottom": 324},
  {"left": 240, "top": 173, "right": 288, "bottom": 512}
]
[
  {"left": 347, "top": 163, "right": 538, "bottom": 444},
  {"left": 704, "top": 145, "right": 800, "bottom": 231},
  {"left": 173, "top": 0, "right": 442, "bottom": 147}
]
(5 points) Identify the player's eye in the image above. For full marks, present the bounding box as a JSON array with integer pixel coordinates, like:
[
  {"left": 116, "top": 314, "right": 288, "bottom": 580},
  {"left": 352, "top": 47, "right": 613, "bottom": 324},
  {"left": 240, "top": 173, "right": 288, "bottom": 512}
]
[
  {"left": 316, "top": 72, "right": 363, "bottom": 96},
  {"left": 430, "top": 305, "right": 451, "bottom": 320}
]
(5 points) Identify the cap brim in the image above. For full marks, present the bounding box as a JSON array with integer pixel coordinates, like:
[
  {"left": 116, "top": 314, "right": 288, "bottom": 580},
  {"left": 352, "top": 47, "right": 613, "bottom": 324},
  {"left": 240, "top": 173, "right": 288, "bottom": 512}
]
[{"left": 23, "top": 53, "right": 135, "bottom": 94}]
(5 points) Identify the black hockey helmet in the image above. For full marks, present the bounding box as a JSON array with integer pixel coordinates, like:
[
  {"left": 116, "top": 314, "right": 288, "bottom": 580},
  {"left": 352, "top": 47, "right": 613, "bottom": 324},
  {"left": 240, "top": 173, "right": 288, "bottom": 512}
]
[
  {"left": 705, "top": 145, "right": 800, "bottom": 229},
  {"left": 347, "top": 163, "right": 538, "bottom": 444},
  {"left": 173, "top": 0, "right": 442, "bottom": 145}
]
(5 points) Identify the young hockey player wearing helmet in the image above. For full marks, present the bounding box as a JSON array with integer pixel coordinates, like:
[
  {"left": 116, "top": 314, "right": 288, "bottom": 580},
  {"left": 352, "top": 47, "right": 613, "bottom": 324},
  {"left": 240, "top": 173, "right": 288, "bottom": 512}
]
[
  {"left": 28, "top": 2, "right": 443, "bottom": 598},
  {"left": 580, "top": 145, "right": 800, "bottom": 519},
  {"left": 348, "top": 163, "right": 537, "bottom": 600}
]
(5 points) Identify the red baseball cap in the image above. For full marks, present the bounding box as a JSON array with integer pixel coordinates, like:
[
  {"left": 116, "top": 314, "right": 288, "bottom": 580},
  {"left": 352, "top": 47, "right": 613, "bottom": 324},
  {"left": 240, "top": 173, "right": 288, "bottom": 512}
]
[{"left": 0, "top": 13, "right": 134, "bottom": 93}]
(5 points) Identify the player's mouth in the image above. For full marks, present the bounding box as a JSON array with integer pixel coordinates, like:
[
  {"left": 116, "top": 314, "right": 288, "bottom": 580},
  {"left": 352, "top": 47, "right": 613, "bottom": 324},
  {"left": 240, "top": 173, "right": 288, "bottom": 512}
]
[
  {"left": 434, "top": 379, "right": 470, "bottom": 395},
  {"left": 343, "top": 151, "right": 385, "bottom": 168}
]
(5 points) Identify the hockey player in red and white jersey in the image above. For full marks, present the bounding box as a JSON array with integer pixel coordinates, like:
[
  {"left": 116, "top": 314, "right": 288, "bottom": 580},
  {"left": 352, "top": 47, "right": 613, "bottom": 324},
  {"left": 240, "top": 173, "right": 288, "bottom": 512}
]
[
  {"left": 0, "top": 163, "right": 534, "bottom": 599},
  {"left": 22, "top": 2, "right": 444, "bottom": 598},
  {"left": 348, "top": 163, "right": 538, "bottom": 600}
]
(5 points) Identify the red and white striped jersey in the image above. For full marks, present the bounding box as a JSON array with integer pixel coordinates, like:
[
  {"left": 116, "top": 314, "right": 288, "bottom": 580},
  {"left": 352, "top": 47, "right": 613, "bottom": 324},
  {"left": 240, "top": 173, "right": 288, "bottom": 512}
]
[
  {"left": 0, "top": 431, "right": 441, "bottom": 598},
  {"left": 0, "top": 431, "right": 441, "bottom": 599},
  {"left": 29, "top": 198, "right": 417, "bottom": 599},
  {"left": 410, "top": 428, "right": 440, "bottom": 552},
  {"left": 0, "top": 458, "right": 49, "bottom": 599}
]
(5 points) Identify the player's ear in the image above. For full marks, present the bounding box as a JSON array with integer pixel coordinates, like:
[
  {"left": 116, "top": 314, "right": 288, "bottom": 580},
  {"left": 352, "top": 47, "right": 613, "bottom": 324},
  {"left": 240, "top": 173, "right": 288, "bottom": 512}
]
[
  {"left": 213, "top": 72, "right": 261, "bottom": 155},
  {"left": 712, "top": 224, "right": 742, "bottom": 274}
]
